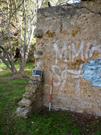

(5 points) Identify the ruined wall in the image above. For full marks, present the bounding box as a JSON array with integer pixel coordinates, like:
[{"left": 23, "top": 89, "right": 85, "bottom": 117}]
[
  {"left": 35, "top": 1, "right": 101, "bottom": 116},
  {"left": 16, "top": 80, "right": 43, "bottom": 118}
]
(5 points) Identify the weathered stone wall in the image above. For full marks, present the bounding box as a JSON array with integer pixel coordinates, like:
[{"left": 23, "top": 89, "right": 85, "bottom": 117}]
[
  {"left": 35, "top": 1, "right": 101, "bottom": 116},
  {"left": 16, "top": 80, "right": 43, "bottom": 118}
]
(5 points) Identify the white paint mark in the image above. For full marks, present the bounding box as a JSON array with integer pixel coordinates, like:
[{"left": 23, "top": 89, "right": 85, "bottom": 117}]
[
  {"left": 72, "top": 41, "right": 84, "bottom": 61},
  {"left": 51, "top": 64, "right": 83, "bottom": 93},
  {"left": 50, "top": 40, "right": 101, "bottom": 93},
  {"left": 53, "top": 41, "right": 101, "bottom": 63}
]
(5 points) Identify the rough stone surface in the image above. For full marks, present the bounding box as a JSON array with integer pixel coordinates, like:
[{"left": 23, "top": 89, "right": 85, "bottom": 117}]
[
  {"left": 36, "top": 1, "right": 101, "bottom": 116},
  {"left": 18, "top": 98, "right": 32, "bottom": 107},
  {"left": 16, "top": 80, "right": 43, "bottom": 118},
  {"left": 16, "top": 107, "right": 31, "bottom": 118}
]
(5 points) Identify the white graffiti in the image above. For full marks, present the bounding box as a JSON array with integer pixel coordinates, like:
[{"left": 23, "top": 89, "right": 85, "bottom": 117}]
[
  {"left": 54, "top": 43, "right": 68, "bottom": 64},
  {"left": 51, "top": 65, "right": 83, "bottom": 91},
  {"left": 51, "top": 40, "right": 101, "bottom": 93},
  {"left": 53, "top": 41, "right": 101, "bottom": 63}
]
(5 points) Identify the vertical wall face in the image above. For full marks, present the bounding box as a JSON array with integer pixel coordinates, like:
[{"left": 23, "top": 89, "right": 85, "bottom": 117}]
[{"left": 36, "top": 1, "right": 101, "bottom": 116}]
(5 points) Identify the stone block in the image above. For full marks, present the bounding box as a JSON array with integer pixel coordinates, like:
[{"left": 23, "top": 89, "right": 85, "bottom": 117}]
[
  {"left": 18, "top": 98, "right": 32, "bottom": 107},
  {"left": 16, "top": 107, "right": 31, "bottom": 118}
]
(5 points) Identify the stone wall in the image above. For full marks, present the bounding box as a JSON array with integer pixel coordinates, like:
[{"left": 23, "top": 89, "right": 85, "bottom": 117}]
[
  {"left": 35, "top": 1, "right": 101, "bottom": 116},
  {"left": 16, "top": 79, "right": 43, "bottom": 118}
]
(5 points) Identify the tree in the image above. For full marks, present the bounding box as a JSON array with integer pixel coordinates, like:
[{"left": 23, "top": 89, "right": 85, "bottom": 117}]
[{"left": 0, "top": 0, "right": 37, "bottom": 76}]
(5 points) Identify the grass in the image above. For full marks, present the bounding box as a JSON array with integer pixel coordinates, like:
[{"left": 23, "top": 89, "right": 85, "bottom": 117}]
[{"left": 0, "top": 63, "right": 101, "bottom": 135}]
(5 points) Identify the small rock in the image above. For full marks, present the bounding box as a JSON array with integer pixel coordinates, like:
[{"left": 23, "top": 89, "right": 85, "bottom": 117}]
[
  {"left": 16, "top": 107, "right": 31, "bottom": 118},
  {"left": 23, "top": 92, "right": 33, "bottom": 98},
  {"left": 18, "top": 98, "right": 32, "bottom": 107}
]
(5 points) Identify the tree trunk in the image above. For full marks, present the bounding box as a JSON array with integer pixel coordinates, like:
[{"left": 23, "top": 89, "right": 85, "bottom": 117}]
[{"left": 19, "top": 57, "right": 26, "bottom": 74}]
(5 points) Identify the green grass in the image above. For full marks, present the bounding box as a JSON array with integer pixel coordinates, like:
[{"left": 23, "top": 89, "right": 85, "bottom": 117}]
[
  {"left": 0, "top": 61, "right": 34, "bottom": 76},
  {"left": 0, "top": 63, "right": 101, "bottom": 135}
]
